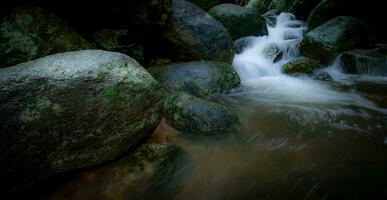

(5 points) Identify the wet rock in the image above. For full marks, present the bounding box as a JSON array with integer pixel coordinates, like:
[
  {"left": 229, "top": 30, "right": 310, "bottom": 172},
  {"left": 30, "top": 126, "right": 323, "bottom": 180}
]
[
  {"left": 163, "top": 93, "right": 240, "bottom": 133},
  {"left": 163, "top": 0, "right": 234, "bottom": 63},
  {"left": 208, "top": 3, "right": 268, "bottom": 40},
  {"left": 268, "top": 0, "right": 294, "bottom": 11},
  {"left": 340, "top": 48, "right": 387, "bottom": 76},
  {"left": 0, "top": 50, "right": 165, "bottom": 192},
  {"left": 262, "top": 9, "right": 281, "bottom": 27},
  {"left": 300, "top": 16, "right": 369, "bottom": 65},
  {"left": 245, "top": 0, "right": 272, "bottom": 14},
  {"left": 0, "top": 6, "right": 94, "bottom": 68},
  {"left": 282, "top": 57, "right": 320, "bottom": 74},
  {"left": 91, "top": 29, "right": 145, "bottom": 65},
  {"left": 234, "top": 36, "right": 256, "bottom": 54},
  {"left": 263, "top": 44, "right": 283, "bottom": 63},
  {"left": 153, "top": 61, "right": 240, "bottom": 98}
]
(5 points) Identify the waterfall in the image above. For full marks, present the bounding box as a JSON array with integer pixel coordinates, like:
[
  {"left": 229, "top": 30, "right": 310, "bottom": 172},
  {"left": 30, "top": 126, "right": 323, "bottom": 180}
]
[{"left": 233, "top": 13, "right": 307, "bottom": 82}]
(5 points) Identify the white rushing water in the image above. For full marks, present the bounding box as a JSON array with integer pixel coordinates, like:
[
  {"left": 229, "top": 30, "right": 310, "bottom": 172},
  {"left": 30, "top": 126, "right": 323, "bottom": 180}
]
[{"left": 230, "top": 13, "right": 387, "bottom": 130}]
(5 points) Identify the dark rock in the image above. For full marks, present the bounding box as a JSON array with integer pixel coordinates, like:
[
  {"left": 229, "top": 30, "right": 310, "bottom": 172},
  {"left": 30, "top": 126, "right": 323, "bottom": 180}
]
[
  {"left": 300, "top": 16, "right": 369, "bottom": 65},
  {"left": 306, "top": 0, "right": 345, "bottom": 29},
  {"left": 262, "top": 9, "right": 281, "bottom": 27},
  {"left": 91, "top": 29, "right": 145, "bottom": 65},
  {"left": 163, "top": 93, "right": 240, "bottom": 133},
  {"left": 268, "top": 0, "right": 294, "bottom": 11},
  {"left": 163, "top": 0, "right": 234, "bottom": 63},
  {"left": 288, "top": 0, "right": 321, "bottom": 20},
  {"left": 208, "top": 3, "right": 268, "bottom": 40},
  {"left": 153, "top": 61, "right": 240, "bottom": 98},
  {"left": 340, "top": 48, "right": 387, "bottom": 76},
  {"left": 0, "top": 6, "right": 94, "bottom": 68},
  {"left": 263, "top": 44, "right": 283, "bottom": 62},
  {"left": 282, "top": 57, "right": 320, "bottom": 74},
  {"left": 189, "top": 0, "right": 234, "bottom": 10},
  {"left": 0, "top": 50, "right": 165, "bottom": 192}
]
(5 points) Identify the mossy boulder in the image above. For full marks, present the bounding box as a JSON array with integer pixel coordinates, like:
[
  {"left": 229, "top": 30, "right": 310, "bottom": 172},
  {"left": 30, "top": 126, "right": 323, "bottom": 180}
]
[
  {"left": 288, "top": 0, "right": 322, "bottom": 20},
  {"left": 163, "top": 93, "right": 240, "bottom": 133},
  {"left": 91, "top": 29, "right": 145, "bottom": 64},
  {"left": 208, "top": 4, "right": 268, "bottom": 40},
  {"left": 41, "top": 144, "right": 187, "bottom": 199},
  {"left": 0, "top": 6, "right": 94, "bottom": 68},
  {"left": 282, "top": 57, "right": 320, "bottom": 74},
  {"left": 340, "top": 48, "right": 387, "bottom": 76},
  {"left": 189, "top": 0, "right": 234, "bottom": 10},
  {"left": 300, "top": 16, "right": 369, "bottom": 65},
  {"left": 153, "top": 61, "right": 240, "bottom": 98},
  {"left": 246, "top": 0, "right": 272, "bottom": 14},
  {"left": 0, "top": 50, "right": 165, "bottom": 192},
  {"left": 163, "top": 0, "right": 234, "bottom": 63}
]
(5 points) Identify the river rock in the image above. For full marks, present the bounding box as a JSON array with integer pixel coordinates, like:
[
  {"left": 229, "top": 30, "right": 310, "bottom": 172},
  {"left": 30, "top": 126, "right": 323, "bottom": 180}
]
[
  {"left": 163, "top": 0, "right": 234, "bottom": 63},
  {"left": 163, "top": 93, "right": 240, "bottom": 133},
  {"left": 263, "top": 44, "right": 283, "bottom": 62},
  {"left": 282, "top": 57, "right": 320, "bottom": 74},
  {"left": 300, "top": 16, "right": 369, "bottom": 65},
  {"left": 0, "top": 50, "right": 165, "bottom": 192},
  {"left": 234, "top": 36, "right": 256, "bottom": 54},
  {"left": 268, "top": 0, "right": 294, "bottom": 11},
  {"left": 0, "top": 6, "right": 94, "bottom": 68},
  {"left": 340, "top": 48, "right": 387, "bottom": 76},
  {"left": 262, "top": 9, "right": 281, "bottom": 27},
  {"left": 208, "top": 4, "right": 268, "bottom": 40},
  {"left": 153, "top": 61, "right": 240, "bottom": 98},
  {"left": 245, "top": 0, "right": 272, "bottom": 14},
  {"left": 91, "top": 29, "right": 145, "bottom": 64}
]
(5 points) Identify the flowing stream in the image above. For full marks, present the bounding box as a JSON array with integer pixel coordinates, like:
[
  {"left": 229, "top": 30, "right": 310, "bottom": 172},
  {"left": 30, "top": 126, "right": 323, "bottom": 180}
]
[{"left": 19, "top": 13, "right": 387, "bottom": 200}]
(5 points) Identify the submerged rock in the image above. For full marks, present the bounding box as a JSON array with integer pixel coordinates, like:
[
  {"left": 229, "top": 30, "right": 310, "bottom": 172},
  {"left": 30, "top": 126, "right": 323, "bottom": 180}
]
[
  {"left": 0, "top": 50, "right": 165, "bottom": 192},
  {"left": 0, "top": 6, "right": 94, "bottom": 68},
  {"left": 208, "top": 4, "right": 268, "bottom": 40},
  {"left": 263, "top": 44, "right": 283, "bottom": 62},
  {"left": 163, "top": 93, "right": 240, "bottom": 133},
  {"left": 153, "top": 61, "right": 240, "bottom": 98},
  {"left": 163, "top": 0, "right": 234, "bottom": 63},
  {"left": 300, "top": 16, "right": 369, "bottom": 65},
  {"left": 44, "top": 144, "right": 187, "bottom": 200},
  {"left": 282, "top": 57, "right": 320, "bottom": 74},
  {"left": 340, "top": 48, "right": 387, "bottom": 76}
]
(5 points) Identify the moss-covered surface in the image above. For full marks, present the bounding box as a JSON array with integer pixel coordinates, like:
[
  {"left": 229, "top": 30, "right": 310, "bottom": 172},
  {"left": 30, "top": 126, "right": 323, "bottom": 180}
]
[
  {"left": 208, "top": 3, "right": 267, "bottom": 40},
  {"left": 300, "top": 16, "right": 369, "bottom": 65},
  {"left": 0, "top": 50, "right": 165, "bottom": 192},
  {"left": 163, "top": 93, "right": 240, "bottom": 133},
  {"left": 246, "top": 0, "right": 272, "bottom": 14},
  {"left": 268, "top": 0, "right": 294, "bottom": 11},
  {"left": 153, "top": 60, "right": 241, "bottom": 98},
  {"left": 163, "top": 0, "right": 234, "bottom": 63},
  {"left": 0, "top": 6, "right": 94, "bottom": 68},
  {"left": 282, "top": 57, "right": 320, "bottom": 74}
]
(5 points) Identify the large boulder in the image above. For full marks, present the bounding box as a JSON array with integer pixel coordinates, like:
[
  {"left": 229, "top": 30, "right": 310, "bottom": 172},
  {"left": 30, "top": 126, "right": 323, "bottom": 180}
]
[
  {"left": 340, "top": 47, "right": 387, "bottom": 76},
  {"left": 0, "top": 50, "right": 165, "bottom": 192},
  {"left": 163, "top": 0, "right": 234, "bottom": 63},
  {"left": 0, "top": 6, "right": 94, "bottom": 68},
  {"left": 208, "top": 4, "right": 268, "bottom": 40},
  {"left": 245, "top": 0, "right": 272, "bottom": 14},
  {"left": 300, "top": 16, "right": 369, "bottom": 65},
  {"left": 282, "top": 57, "right": 320, "bottom": 74},
  {"left": 163, "top": 93, "right": 240, "bottom": 133},
  {"left": 152, "top": 61, "right": 241, "bottom": 98}
]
